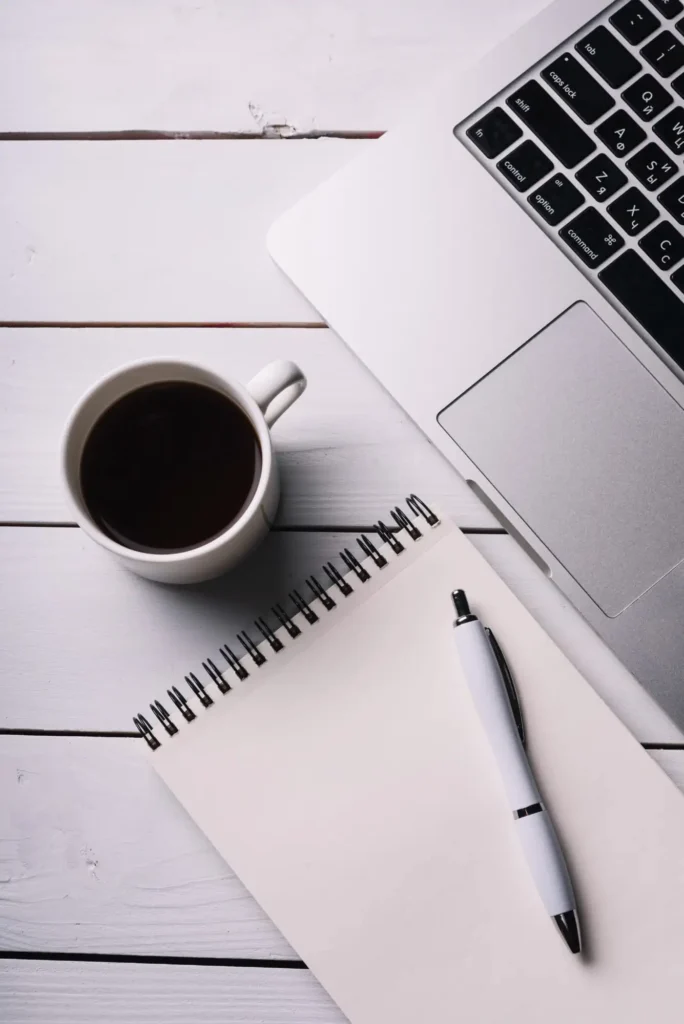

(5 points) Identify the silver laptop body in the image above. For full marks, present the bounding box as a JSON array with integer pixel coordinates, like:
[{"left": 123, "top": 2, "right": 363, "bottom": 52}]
[{"left": 269, "top": 0, "right": 684, "bottom": 730}]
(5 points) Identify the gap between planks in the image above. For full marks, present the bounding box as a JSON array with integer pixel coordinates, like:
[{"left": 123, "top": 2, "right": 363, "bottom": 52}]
[
  {"left": 0, "top": 131, "right": 383, "bottom": 141},
  {"left": 1, "top": 728, "right": 681, "bottom": 748},
  {"left": 0, "top": 523, "right": 507, "bottom": 534},
  {"left": 0, "top": 322, "right": 327, "bottom": 329},
  {"left": 0, "top": 951, "right": 305, "bottom": 969}
]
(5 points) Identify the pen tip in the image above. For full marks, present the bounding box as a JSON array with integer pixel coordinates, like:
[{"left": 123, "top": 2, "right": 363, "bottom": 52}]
[
  {"left": 553, "top": 911, "right": 582, "bottom": 954},
  {"left": 451, "top": 590, "right": 470, "bottom": 618}
]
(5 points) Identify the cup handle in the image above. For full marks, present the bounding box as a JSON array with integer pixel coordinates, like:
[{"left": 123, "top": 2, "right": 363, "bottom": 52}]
[{"left": 246, "top": 360, "right": 307, "bottom": 427}]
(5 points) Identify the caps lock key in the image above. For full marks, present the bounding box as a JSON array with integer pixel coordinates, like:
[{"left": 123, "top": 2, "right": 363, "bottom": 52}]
[{"left": 542, "top": 53, "right": 615, "bottom": 123}]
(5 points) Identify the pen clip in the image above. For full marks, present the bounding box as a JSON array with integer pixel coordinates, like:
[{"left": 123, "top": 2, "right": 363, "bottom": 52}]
[{"left": 484, "top": 627, "right": 526, "bottom": 749}]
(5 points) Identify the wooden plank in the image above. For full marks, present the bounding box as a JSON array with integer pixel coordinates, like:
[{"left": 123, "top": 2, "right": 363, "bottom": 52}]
[
  {"left": 0, "top": 736, "right": 293, "bottom": 958},
  {"left": 0, "top": 960, "right": 342, "bottom": 1024},
  {"left": 0, "top": 327, "right": 493, "bottom": 528},
  {"left": 0, "top": 736, "right": 682, "bottom": 959},
  {"left": 0, "top": 0, "right": 550, "bottom": 133},
  {"left": 1, "top": 526, "right": 680, "bottom": 742},
  {"left": 0, "top": 141, "right": 367, "bottom": 324}
]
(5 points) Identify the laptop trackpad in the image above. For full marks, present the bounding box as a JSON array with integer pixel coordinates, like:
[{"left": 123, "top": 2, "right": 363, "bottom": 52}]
[{"left": 438, "top": 302, "right": 684, "bottom": 617}]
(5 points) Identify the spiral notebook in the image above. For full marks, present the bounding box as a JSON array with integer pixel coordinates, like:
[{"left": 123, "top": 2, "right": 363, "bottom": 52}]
[{"left": 134, "top": 497, "right": 684, "bottom": 1022}]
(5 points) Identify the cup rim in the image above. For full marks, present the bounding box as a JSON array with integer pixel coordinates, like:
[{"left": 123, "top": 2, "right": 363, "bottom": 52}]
[{"left": 60, "top": 358, "right": 274, "bottom": 564}]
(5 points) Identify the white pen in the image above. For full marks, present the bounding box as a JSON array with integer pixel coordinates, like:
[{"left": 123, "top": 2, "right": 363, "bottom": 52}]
[{"left": 451, "top": 589, "right": 581, "bottom": 955}]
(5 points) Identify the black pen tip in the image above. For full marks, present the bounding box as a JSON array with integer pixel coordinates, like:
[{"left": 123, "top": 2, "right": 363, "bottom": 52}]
[{"left": 553, "top": 911, "right": 582, "bottom": 954}]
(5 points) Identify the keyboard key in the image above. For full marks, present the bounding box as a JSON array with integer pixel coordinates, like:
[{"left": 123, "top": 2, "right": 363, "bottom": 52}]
[
  {"left": 648, "top": 0, "right": 683, "bottom": 17},
  {"left": 599, "top": 250, "right": 684, "bottom": 364},
  {"left": 575, "top": 27, "right": 642, "bottom": 88},
  {"left": 465, "top": 107, "right": 523, "bottom": 158},
  {"left": 672, "top": 69, "right": 684, "bottom": 93},
  {"left": 677, "top": 16, "right": 684, "bottom": 33},
  {"left": 608, "top": 185, "right": 660, "bottom": 233},
  {"left": 623, "top": 72, "right": 673, "bottom": 118},
  {"left": 527, "top": 174, "right": 584, "bottom": 225},
  {"left": 653, "top": 104, "right": 684, "bottom": 149},
  {"left": 641, "top": 30, "right": 684, "bottom": 75},
  {"left": 658, "top": 175, "right": 684, "bottom": 223},
  {"left": 507, "top": 81, "right": 597, "bottom": 167},
  {"left": 497, "top": 140, "right": 553, "bottom": 191},
  {"left": 560, "top": 208, "right": 625, "bottom": 267},
  {"left": 595, "top": 109, "right": 647, "bottom": 155},
  {"left": 576, "top": 154, "right": 628, "bottom": 201},
  {"left": 542, "top": 53, "right": 615, "bottom": 123},
  {"left": 670, "top": 262, "right": 684, "bottom": 290},
  {"left": 611, "top": 1, "right": 660, "bottom": 45},
  {"left": 640, "top": 219, "right": 684, "bottom": 266},
  {"left": 626, "top": 140, "right": 678, "bottom": 188}
]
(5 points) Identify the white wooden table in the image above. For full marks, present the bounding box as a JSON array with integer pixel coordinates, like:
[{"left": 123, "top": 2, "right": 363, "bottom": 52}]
[{"left": 2, "top": 2, "right": 684, "bottom": 1021}]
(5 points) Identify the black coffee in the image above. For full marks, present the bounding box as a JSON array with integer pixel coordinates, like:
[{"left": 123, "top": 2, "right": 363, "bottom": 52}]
[{"left": 80, "top": 381, "right": 262, "bottom": 553}]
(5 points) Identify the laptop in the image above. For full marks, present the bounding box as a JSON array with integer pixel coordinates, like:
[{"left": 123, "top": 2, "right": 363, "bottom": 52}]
[{"left": 268, "top": 0, "right": 684, "bottom": 732}]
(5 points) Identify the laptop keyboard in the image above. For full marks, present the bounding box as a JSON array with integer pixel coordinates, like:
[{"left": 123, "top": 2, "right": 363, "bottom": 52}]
[{"left": 459, "top": 0, "right": 684, "bottom": 371}]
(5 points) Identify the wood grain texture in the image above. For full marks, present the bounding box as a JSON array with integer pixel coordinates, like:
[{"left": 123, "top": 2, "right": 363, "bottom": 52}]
[
  {"left": 0, "top": 0, "right": 549, "bottom": 133},
  {"left": 0, "top": 736, "right": 681, "bottom": 959},
  {"left": 0, "top": 327, "right": 493, "bottom": 527},
  {"left": 0, "top": 736, "right": 293, "bottom": 958},
  {"left": 0, "top": 960, "right": 343, "bottom": 1024},
  {"left": 0, "top": 141, "right": 367, "bottom": 323},
  {"left": 1, "top": 526, "right": 679, "bottom": 741}
]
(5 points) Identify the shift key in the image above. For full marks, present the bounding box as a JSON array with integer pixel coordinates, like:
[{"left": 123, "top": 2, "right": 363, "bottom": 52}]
[{"left": 507, "top": 80, "right": 597, "bottom": 167}]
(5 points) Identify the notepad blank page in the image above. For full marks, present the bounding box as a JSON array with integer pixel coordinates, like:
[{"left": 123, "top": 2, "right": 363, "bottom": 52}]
[{"left": 154, "top": 521, "right": 684, "bottom": 1022}]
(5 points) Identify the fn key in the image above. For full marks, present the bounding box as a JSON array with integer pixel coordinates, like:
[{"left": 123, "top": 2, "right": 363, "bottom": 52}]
[{"left": 465, "top": 107, "right": 522, "bottom": 158}]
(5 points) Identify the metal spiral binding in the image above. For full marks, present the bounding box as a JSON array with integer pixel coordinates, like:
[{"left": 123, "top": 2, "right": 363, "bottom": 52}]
[{"left": 134, "top": 495, "right": 439, "bottom": 750}]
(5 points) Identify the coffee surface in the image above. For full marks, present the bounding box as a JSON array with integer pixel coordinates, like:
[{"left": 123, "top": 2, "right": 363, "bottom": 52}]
[{"left": 80, "top": 381, "right": 261, "bottom": 553}]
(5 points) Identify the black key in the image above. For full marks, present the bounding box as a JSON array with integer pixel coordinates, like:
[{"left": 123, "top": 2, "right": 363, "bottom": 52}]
[
  {"left": 465, "top": 107, "right": 523, "bottom": 158},
  {"left": 671, "top": 262, "right": 684, "bottom": 290},
  {"left": 527, "top": 173, "right": 584, "bottom": 225},
  {"left": 595, "top": 109, "right": 647, "bottom": 155},
  {"left": 672, "top": 69, "right": 684, "bottom": 93},
  {"left": 611, "top": 1, "right": 661, "bottom": 45},
  {"left": 507, "top": 81, "right": 596, "bottom": 167},
  {"left": 560, "top": 207, "right": 625, "bottom": 267},
  {"left": 600, "top": 250, "right": 684, "bottom": 363},
  {"left": 627, "top": 140, "right": 678, "bottom": 188},
  {"left": 653, "top": 103, "right": 684, "bottom": 149},
  {"left": 648, "top": 0, "right": 683, "bottom": 17},
  {"left": 576, "top": 153, "right": 628, "bottom": 201},
  {"left": 576, "top": 27, "right": 642, "bottom": 88},
  {"left": 678, "top": 16, "right": 684, "bottom": 33},
  {"left": 623, "top": 72, "right": 673, "bottom": 118},
  {"left": 639, "top": 219, "right": 684, "bottom": 266},
  {"left": 641, "top": 30, "right": 684, "bottom": 75},
  {"left": 608, "top": 185, "right": 660, "bottom": 233},
  {"left": 497, "top": 140, "right": 553, "bottom": 191},
  {"left": 659, "top": 175, "right": 684, "bottom": 223},
  {"left": 542, "top": 53, "right": 614, "bottom": 123}
]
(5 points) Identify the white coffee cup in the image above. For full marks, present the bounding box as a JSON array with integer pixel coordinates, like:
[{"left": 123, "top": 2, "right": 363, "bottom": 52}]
[{"left": 61, "top": 358, "right": 306, "bottom": 584}]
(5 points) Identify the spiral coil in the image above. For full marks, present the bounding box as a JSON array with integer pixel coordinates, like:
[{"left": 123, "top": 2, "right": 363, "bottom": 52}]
[{"left": 134, "top": 495, "right": 439, "bottom": 750}]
